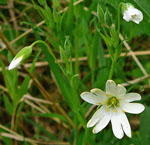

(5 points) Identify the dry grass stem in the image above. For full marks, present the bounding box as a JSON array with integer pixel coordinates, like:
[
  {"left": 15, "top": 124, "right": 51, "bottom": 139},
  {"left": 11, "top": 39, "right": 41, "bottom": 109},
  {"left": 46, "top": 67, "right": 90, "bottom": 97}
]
[
  {"left": 121, "top": 75, "right": 150, "bottom": 86},
  {"left": 119, "top": 34, "right": 149, "bottom": 77},
  {"left": 24, "top": 99, "right": 46, "bottom": 113},
  {"left": 0, "top": 132, "right": 69, "bottom": 145},
  {"left": 23, "top": 94, "right": 52, "bottom": 105},
  {"left": 1, "top": 50, "right": 150, "bottom": 72}
]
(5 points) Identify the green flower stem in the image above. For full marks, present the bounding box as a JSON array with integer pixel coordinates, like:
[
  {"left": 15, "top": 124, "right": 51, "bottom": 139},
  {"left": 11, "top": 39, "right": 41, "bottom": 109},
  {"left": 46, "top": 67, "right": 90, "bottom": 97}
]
[
  {"left": 30, "top": 40, "right": 75, "bottom": 128},
  {"left": 108, "top": 59, "right": 116, "bottom": 80},
  {"left": 117, "top": 2, "right": 123, "bottom": 33},
  {"left": 31, "top": 40, "right": 65, "bottom": 74}
]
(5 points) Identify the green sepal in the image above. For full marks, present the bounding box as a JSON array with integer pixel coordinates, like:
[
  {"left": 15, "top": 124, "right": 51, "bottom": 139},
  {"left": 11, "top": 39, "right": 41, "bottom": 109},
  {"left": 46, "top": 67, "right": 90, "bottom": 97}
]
[
  {"left": 121, "top": 3, "right": 134, "bottom": 14},
  {"left": 13, "top": 46, "right": 32, "bottom": 63}
]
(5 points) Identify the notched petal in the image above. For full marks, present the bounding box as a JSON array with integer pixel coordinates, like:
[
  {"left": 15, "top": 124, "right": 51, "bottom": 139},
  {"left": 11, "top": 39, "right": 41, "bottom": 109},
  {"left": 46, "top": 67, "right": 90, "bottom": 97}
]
[
  {"left": 90, "top": 88, "right": 106, "bottom": 103},
  {"left": 116, "top": 84, "right": 126, "bottom": 97},
  {"left": 80, "top": 92, "right": 101, "bottom": 105},
  {"left": 106, "top": 80, "right": 116, "bottom": 96},
  {"left": 92, "top": 109, "right": 112, "bottom": 134},
  {"left": 111, "top": 112, "right": 124, "bottom": 139}
]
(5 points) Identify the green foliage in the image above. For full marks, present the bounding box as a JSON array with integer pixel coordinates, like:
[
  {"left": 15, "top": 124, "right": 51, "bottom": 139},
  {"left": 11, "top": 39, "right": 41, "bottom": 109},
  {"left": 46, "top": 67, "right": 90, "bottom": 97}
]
[
  {"left": 0, "top": 0, "right": 149, "bottom": 144},
  {"left": 140, "top": 106, "right": 150, "bottom": 145}
]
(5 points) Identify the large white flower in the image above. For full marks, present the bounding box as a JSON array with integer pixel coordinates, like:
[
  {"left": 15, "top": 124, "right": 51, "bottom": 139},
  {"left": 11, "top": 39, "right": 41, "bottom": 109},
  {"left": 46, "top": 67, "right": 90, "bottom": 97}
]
[
  {"left": 80, "top": 80, "right": 145, "bottom": 139},
  {"left": 122, "top": 4, "right": 143, "bottom": 24}
]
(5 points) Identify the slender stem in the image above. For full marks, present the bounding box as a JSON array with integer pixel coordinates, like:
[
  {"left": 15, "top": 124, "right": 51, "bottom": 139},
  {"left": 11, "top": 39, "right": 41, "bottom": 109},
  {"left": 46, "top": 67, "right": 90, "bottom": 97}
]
[
  {"left": 109, "top": 2, "right": 123, "bottom": 80},
  {"left": 31, "top": 40, "right": 65, "bottom": 74},
  {"left": 117, "top": 3, "right": 123, "bottom": 33},
  {"left": 30, "top": 40, "right": 75, "bottom": 127},
  {"left": 108, "top": 60, "right": 116, "bottom": 80}
]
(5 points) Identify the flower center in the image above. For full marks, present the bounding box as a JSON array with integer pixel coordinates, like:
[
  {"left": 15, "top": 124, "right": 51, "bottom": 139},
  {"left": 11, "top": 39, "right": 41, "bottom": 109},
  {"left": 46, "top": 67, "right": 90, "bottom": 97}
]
[
  {"left": 106, "top": 96, "right": 119, "bottom": 107},
  {"left": 131, "top": 14, "right": 138, "bottom": 19}
]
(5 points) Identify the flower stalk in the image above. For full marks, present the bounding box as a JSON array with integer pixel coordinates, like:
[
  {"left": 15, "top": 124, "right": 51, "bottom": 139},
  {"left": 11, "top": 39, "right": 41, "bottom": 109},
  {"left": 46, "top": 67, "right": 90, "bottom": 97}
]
[{"left": 108, "top": 60, "right": 116, "bottom": 80}]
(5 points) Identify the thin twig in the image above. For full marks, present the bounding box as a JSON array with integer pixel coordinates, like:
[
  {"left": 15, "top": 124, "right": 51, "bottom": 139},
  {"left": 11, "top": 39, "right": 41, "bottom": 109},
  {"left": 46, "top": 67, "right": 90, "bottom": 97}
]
[
  {"left": 0, "top": 85, "right": 8, "bottom": 92},
  {"left": 0, "top": 31, "right": 16, "bottom": 55},
  {"left": 8, "top": 0, "right": 18, "bottom": 31},
  {"left": 1, "top": 50, "right": 150, "bottom": 71},
  {"left": 23, "top": 94, "right": 52, "bottom": 104},
  {"left": 10, "top": 20, "right": 45, "bottom": 45},
  {"left": 0, "top": 132, "right": 69, "bottom": 145},
  {"left": 24, "top": 99, "right": 46, "bottom": 113},
  {"left": 0, "top": 124, "right": 22, "bottom": 137},
  {"left": 119, "top": 34, "right": 149, "bottom": 77},
  {"left": 121, "top": 75, "right": 150, "bottom": 86}
]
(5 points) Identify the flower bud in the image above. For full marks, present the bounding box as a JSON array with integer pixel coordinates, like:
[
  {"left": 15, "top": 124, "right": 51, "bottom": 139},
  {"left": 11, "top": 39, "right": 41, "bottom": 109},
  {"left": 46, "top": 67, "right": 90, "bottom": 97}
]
[
  {"left": 122, "top": 3, "right": 143, "bottom": 24},
  {"left": 8, "top": 46, "right": 32, "bottom": 70}
]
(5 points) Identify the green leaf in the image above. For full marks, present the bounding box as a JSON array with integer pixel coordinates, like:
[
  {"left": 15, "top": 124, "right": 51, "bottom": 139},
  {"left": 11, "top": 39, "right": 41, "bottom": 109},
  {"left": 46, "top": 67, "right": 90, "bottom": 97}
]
[
  {"left": 65, "top": 0, "right": 74, "bottom": 35},
  {"left": 3, "top": 94, "right": 13, "bottom": 115},
  {"left": 40, "top": 42, "right": 78, "bottom": 111},
  {"left": 25, "top": 112, "right": 67, "bottom": 123},
  {"left": 140, "top": 106, "right": 150, "bottom": 145},
  {"left": 23, "top": 115, "right": 58, "bottom": 140},
  {"left": 0, "top": 58, "right": 18, "bottom": 100},
  {"left": 97, "top": 4, "right": 105, "bottom": 23},
  {"left": 0, "top": 0, "right": 7, "bottom": 4},
  {"left": 38, "top": 0, "right": 46, "bottom": 5}
]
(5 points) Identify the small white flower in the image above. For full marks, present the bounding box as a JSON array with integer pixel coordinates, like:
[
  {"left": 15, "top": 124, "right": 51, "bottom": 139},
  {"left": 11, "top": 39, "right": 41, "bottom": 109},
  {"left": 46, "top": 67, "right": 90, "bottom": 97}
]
[
  {"left": 80, "top": 80, "right": 145, "bottom": 139},
  {"left": 122, "top": 3, "right": 143, "bottom": 24},
  {"left": 8, "top": 46, "right": 32, "bottom": 70}
]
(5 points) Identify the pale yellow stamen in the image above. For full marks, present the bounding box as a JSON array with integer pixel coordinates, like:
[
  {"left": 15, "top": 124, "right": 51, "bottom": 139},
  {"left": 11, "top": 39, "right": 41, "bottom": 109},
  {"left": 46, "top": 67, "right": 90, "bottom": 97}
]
[
  {"left": 106, "top": 109, "right": 110, "bottom": 111},
  {"left": 105, "top": 96, "right": 120, "bottom": 108},
  {"left": 113, "top": 109, "right": 118, "bottom": 112},
  {"left": 106, "top": 94, "right": 111, "bottom": 97},
  {"left": 131, "top": 14, "right": 138, "bottom": 19}
]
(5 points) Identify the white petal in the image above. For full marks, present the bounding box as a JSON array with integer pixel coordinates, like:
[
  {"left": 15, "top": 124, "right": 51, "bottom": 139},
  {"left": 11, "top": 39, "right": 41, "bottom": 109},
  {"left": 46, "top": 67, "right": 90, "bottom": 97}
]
[
  {"left": 111, "top": 111, "right": 124, "bottom": 139},
  {"left": 123, "top": 11, "right": 131, "bottom": 21},
  {"left": 132, "top": 19, "right": 139, "bottom": 24},
  {"left": 106, "top": 80, "right": 116, "bottom": 96},
  {"left": 90, "top": 88, "right": 107, "bottom": 103},
  {"left": 130, "top": 8, "right": 143, "bottom": 23},
  {"left": 8, "top": 56, "right": 23, "bottom": 70},
  {"left": 80, "top": 92, "right": 102, "bottom": 105},
  {"left": 121, "top": 102, "right": 145, "bottom": 114},
  {"left": 92, "top": 108, "right": 112, "bottom": 133},
  {"left": 116, "top": 84, "right": 126, "bottom": 97},
  {"left": 121, "top": 93, "right": 141, "bottom": 102},
  {"left": 87, "top": 106, "right": 105, "bottom": 128},
  {"left": 120, "top": 112, "right": 131, "bottom": 138}
]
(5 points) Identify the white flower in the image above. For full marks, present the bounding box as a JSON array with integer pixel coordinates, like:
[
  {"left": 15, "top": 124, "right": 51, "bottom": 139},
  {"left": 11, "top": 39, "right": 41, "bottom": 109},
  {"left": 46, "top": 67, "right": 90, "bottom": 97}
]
[
  {"left": 80, "top": 80, "right": 145, "bottom": 139},
  {"left": 8, "top": 46, "right": 32, "bottom": 70},
  {"left": 122, "top": 3, "right": 143, "bottom": 24}
]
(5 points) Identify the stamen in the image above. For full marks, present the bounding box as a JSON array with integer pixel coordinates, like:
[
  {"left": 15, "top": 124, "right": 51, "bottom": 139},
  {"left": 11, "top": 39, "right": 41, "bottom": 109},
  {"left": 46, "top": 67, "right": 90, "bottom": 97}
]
[
  {"left": 131, "top": 14, "right": 138, "bottom": 19},
  {"left": 105, "top": 96, "right": 120, "bottom": 108}
]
